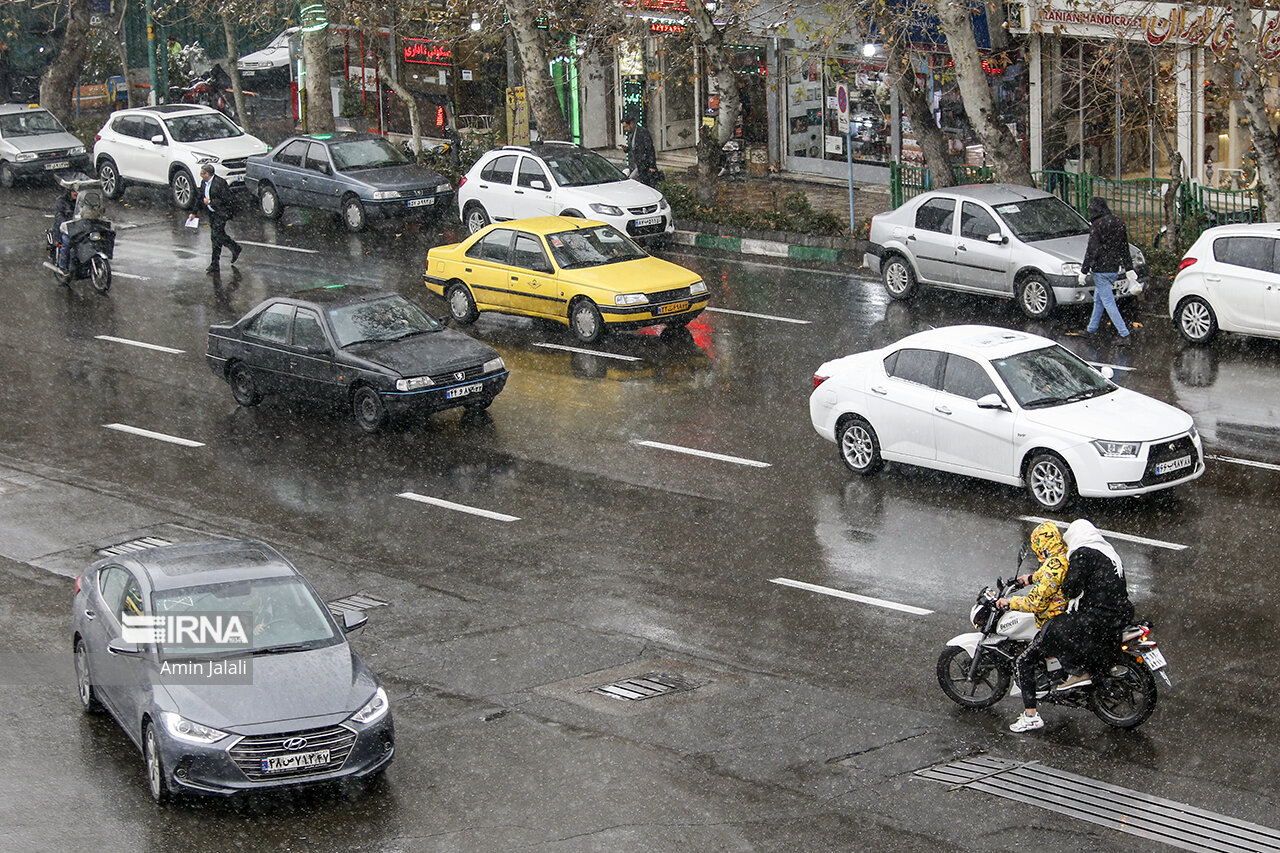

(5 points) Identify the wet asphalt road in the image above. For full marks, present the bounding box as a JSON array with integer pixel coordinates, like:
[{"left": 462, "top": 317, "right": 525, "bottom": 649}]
[{"left": 0, "top": 183, "right": 1278, "bottom": 851}]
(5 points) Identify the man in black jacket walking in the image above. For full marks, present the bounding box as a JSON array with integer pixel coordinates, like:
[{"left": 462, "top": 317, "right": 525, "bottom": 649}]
[
  {"left": 1079, "top": 196, "right": 1137, "bottom": 344},
  {"left": 621, "top": 112, "right": 659, "bottom": 188},
  {"left": 197, "top": 164, "right": 241, "bottom": 273}
]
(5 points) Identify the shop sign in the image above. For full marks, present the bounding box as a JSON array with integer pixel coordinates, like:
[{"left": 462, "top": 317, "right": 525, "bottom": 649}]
[
  {"left": 650, "top": 22, "right": 685, "bottom": 34},
  {"left": 403, "top": 38, "right": 452, "bottom": 66},
  {"left": 622, "top": 0, "right": 690, "bottom": 12}
]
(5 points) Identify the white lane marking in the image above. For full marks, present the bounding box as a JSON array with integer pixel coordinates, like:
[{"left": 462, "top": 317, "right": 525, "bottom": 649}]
[
  {"left": 1207, "top": 454, "right": 1280, "bottom": 473},
  {"left": 1018, "top": 516, "right": 1187, "bottom": 551},
  {"left": 236, "top": 239, "right": 319, "bottom": 255},
  {"left": 770, "top": 577, "right": 934, "bottom": 615},
  {"left": 633, "top": 439, "right": 771, "bottom": 468},
  {"left": 396, "top": 492, "right": 520, "bottom": 522},
  {"left": 95, "top": 335, "right": 184, "bottom": 354},
  {"left": 104, "top": 423, "right": 204, "bottom": 447},
  {"left": 1087, "top": 361, "right": 1136, "bottom": 372},
  {"left": 705, "top": 306, "right": 811, "bottom": 325},
  {"left": 112, "top": 271, "right": 150, "bottom": 281},
  {"left": 533, "top": 342, "right": 642, "bottom": 362}
]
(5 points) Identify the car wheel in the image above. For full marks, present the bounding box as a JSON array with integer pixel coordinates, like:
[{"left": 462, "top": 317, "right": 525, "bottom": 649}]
[
  {"left": 144, "top": 722, "right": 173, "bottom": 804},
  {"left": 1025, "top": 451, "right": 1074, "bottom": 511},
  {"left": 446, "top": 282, "right": 479, "bottom": 324},
  {"left": 342, "top": 196, "right": 368, "bottom": 232},
  {"left": 882, "top": 255, "right": 917, "bottom": 300},
  {"left": 463, "top": 202, "right": 490, "bottom": 234},
  {"left": 259, "top": 184, "right": 283, "bottom": 220},
  {"left": 1175, "top": 296, "right": 1218, "bottom": 344},
  {"left": 170, "top": 167, "right": 196, "bottom": 210},
  {"left": 228, "top": 362, "right": 262, "bottom": 407},
  {"left": 352, "top": 385, "right": 387, "bottom": 433},
  {"left": 98, "top": 158, "right": 124, "bottom": 199},
  {"left": 837, "top": 415, "right": 883, "bottom": 475},
  {"left": 569, "top": 299, "right": 605, "bottom": 344},
  {"left": 0, "top": 162, "right": 14, "bottom": 189},
  {"left": 74, "top": 638, "right": 102, "bottom": 713},
  {"left": 1017, "top": 274, "right": 1056, "bottom": 320}
]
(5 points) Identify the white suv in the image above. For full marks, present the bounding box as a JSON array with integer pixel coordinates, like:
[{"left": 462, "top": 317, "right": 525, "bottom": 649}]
[
  {"left": 92, "top": 104, "right": 269, "bottom": 208},
  {"left": 457, "top": 143, "right": 673, "bottom": 242},
  {"left": 1169, "top": 223, "right": 1280, "bottom": 344}
]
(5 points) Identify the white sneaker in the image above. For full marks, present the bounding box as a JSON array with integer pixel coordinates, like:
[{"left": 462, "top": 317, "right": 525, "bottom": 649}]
[{"left": 1009, "top": 712, "right": 1044, "bottom": 733}]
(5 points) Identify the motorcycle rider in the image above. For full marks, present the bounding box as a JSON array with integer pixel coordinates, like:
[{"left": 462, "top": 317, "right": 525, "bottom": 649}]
[
  {"left": 53, "top": 185, "right": 78, "bottom": 272},
  {"left": 1003, "top": 521, "right": 1071, "bottom": 733}
]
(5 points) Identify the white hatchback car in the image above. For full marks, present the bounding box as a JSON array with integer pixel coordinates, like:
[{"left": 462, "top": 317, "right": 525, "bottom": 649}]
[
  {"left": 93, "top": 104, "right": 270, "bottom": 209},
  {"left": 809, "top": 325, "right": 1203, "bottom": 510},
  {"left": 457, "top": 143, "right": 673, "bottom": 242},
  {"left": 1169, "top": 223, "right": 1280, "bottom": 344}
]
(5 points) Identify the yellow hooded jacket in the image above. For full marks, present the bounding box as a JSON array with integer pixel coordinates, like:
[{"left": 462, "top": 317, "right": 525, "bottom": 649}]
[{"left": 1008, "top": 521, "right": 1069, "bottom": 628}]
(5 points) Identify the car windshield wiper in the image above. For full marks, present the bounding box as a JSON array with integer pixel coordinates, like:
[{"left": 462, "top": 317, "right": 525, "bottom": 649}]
[
  {"left": 250, "top": 642, "right": 319, "bottom": 656},
  {"left": 1020, "top": 395, "right": 1068, "bottom": 408}
]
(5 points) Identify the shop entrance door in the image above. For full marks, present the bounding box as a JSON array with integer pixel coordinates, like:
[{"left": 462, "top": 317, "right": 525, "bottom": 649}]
[{"left": 657, "top": 39, "right": 696, "bottom": 151}]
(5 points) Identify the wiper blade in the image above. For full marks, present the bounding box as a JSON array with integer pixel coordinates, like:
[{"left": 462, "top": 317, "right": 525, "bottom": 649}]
[
  {"left": 251, "top": 642, "right": 316, "bottom": 656},
  {"left": 1021, "top": 396, "right": 1066, "bottom": 408}
]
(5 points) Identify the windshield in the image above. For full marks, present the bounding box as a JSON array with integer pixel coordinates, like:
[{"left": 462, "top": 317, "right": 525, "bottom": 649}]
[
  {"left": 330, "top": 137, "right": 408, "bottom": 171},
  {"left": 542, "top": 149, "right": 627, "bottom": 187},
  {"left": 0, "top": 110, "right": 67, "bottom": 138},
  {"left": 546, "top": 225, "right": 648, "bottom": 270},
  {"left": 992, "top": 197, "right": 1089, "bottom": 242},
  {"left": 329, "top": 295, "right": 442, "bottom": 347},
  {"left": 164, "top": 112, "right": 243, "bottom": 142},
  {"left": 153, "top": 576, "right": 339, "bottom": 655},
  {"left": 992, "top": 344, "right": 1115, "bottom": 409}
]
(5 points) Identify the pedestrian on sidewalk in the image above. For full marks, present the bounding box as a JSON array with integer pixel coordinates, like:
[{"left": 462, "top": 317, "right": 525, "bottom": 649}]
[
  {"left": 193, "top": 164, "right": 241, "bottom": 273},
  {"left": 621, "top": 112, "right": 659, "bottom": 188},
  {"left": 1079, "top": 196, "right": 1136, "bottom": 345}
]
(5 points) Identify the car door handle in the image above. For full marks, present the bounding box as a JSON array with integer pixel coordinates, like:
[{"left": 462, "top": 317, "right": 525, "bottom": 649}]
[
  {"left": 957, "top": 245, "right": 967, "bottom": 251},
  {"left": 1205, "top": 275, "right": 1221, "bottom": 282},
  {"left": 907, "top": 234, "right": 917, "bottom": 241},
  {"left": 871, "top": 385, "right": 888, "bottom": 395},
  {"left": 935, "top": 405, "right": 953, "bottom": 415},
  {"left": 514, "top": 189, "right": 525, "bottom": 194},
  {"left": 464, "top": 267, "right": 472, "bottom": 273},
  {"left": 83, "top": 609, "right": 96, "bottom": 620},
  {"left": 511, "top": 275, "right": 519, "bottom": 281}
]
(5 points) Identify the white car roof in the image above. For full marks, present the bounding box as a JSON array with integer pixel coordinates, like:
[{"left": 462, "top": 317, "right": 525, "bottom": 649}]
[
  {"left": 888, "top": 325, "right": 1053, "bottom": 360},
  {"left": 1192, "top": 222, "right": 1280, "bottom": 241}
]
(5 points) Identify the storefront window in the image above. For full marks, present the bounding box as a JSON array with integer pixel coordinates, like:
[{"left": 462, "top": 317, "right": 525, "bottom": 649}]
[{"left": 785, "top": 53, "right": 890, "bottom": 166}]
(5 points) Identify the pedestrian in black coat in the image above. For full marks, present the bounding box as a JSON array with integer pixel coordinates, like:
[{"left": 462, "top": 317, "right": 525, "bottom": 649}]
[
  {"left": 621, "top": 114, "right": 659, "bottom": 188},
  {"left": 196, "top": 164, "right": 241, "bottom": 273},
  {"left": 1080, "top": 196, "right": 1136, "bottom": 343}
]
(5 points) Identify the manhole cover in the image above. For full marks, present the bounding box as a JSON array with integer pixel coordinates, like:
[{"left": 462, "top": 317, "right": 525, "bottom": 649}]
[
  {"left": 327, "top": 592, "right": 391, "bottom": 616},
  {"left": 95, "top": 536, "right": 174, "bottom": 557},
  {"left": 587, "top": 672, "right": 700, "bottom": 702}
]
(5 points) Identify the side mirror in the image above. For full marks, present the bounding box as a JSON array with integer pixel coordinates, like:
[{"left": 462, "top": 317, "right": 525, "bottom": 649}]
[
  {"left": 304, "top": 343, "right": 331, "bottom": 355},
  {"left": 107, "top": 638, "right": 142, "bottom": 655},
  {"left": 1096, "top": 365, "right": 1115, "bottom": 380},
  {"left": 986, "top": 232, "right": 1007, "bottom": 244},
  {"left": 341, "top": 610, "right": 368, "bottom": 633},
  {"left": 530, "top": 179, "right": 547, "bottom": 191},
  {"left": 150, "top": 134, "right": 166, "bottom": 146},
  {"left": 976, "top": 393, "right": 1009, "bottom": 411}
]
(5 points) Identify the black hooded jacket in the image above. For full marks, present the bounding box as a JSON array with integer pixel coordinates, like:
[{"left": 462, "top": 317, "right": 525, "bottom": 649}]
[{"left": 1080, "top": 197, "right": 1132, "bottom": 276}]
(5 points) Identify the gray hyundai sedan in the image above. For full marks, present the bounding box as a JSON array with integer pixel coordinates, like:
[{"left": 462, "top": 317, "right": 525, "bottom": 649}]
[{"left": 72, "top": 540, "right": 394, "bottom": 802}]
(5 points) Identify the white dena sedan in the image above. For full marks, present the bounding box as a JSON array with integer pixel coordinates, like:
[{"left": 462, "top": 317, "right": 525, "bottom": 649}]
[{"left": 809, "top": 325, "right": 1204, "bottom": 510}]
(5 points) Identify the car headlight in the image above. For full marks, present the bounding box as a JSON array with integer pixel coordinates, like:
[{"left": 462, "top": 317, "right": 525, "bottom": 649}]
[
  {"left": 615, "top": 293, "right": 648, "bottom": 306},
  {"left": 373, "top": 190, "right": 402, "bottom": 200},
  {"left": 69, "top": 145, "right": 86, "bottom": 156},
  {"left": 395, "top": 376, "right": 434, "bottom": 391},
  {"left": 1061, "top": 262, "right": 1082, "bottom": 275},
  {"left": 483, "top": 356, "right": 505, "bottom": 373},
  {"left": 14, "top": 152, "right": 36, "bottom": 162},
  {"left": 1092, "top": 439, "right": 1141, "bottom": 458},
  {"left": 1188, "top": 425, "right": 1199, "bottom": 443},
  {"left": 193, "top": 153, "right": 220, "bottom": 166},
  {"left": 590, "top": 203, "right": 624, "bottom": 216},
  {"left": 161, "top": 710, "right": 228, "bottom": 745},
  {"left": 658, "top": 196, "right": 669, "bottom": 211},
  {"left": 350, "top": 687, "right": 389, "bottom": 725},
  {"left": 436, "top": 183, "right": 452, "bottom": 194},
  {"left": 689, "top": 280, "right": 707, "bottom": 295}
]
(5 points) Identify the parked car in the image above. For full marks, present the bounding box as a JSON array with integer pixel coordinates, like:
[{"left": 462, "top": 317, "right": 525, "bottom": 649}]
[
  {"left": 457, "top": 143, "right": 673, "bottom": 242},
  {"left": 206, "top": 285, "right": 508, "bottom": 432},
  {"left": 245, "top": 132, "right": 453, "bottom": 232},
  {"left": 809, "top": 325, "right": 1203, "bottom": 510},
  {"left": 0, "top": 103, "right": 90, "bottom": 187},
  {"left": 424, "top": 216, "right": 708, "bottom": 344},
  {"left": 72, "top": 539, "right": 394, "bottom": 802},
  {"left": 1169, "top": 222, "right": 1280, "bottom": 344},
  {"left": 236, "top": 27, "right": 298, "bottom": 86},
  {"left": 92, "top": 103, "right": 269, "bottom": 208},
  {"left": 864, "top": 184, "right": 1148, "bottom": 319}
]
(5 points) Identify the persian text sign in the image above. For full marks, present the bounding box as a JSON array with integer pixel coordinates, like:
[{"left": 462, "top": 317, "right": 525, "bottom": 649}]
[{"left": 403, "top": 38, "right": 452, "bottom": 66}]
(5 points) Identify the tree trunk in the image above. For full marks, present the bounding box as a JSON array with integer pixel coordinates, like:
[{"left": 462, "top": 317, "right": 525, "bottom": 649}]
[
  {"left": 505, "top": 0, "right": 568, "bottom": 141},
  {"left": 371, "top": 36, "right": 421, "bottom": 161},
  {"left": 932, "top": 0, "right": 1032, "bottom": 185},
  {"left": 882, "top": 16, "right": 955, "bottom": 188},
  {"left": 40, "top": 0, "right": 92, "bottom": 124},
  {"left": 1162, "top": 152, "right": 1182, "bottom": 249},
  {"left": 221, "top": 12, "right": 250, "bottom": 132},
  {"left": 303, "top": 29, "right": 333, "bottom": 133},
  {"left": 1229, "top": 0, "right": 1280, "bottom": 220},
  {"left": 685, "top": 2, "right": 738, "bottom": 147}
]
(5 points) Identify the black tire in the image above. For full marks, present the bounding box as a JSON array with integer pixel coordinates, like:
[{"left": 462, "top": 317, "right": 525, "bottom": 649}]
[
  {"left": 0, "top": 162, "right": 14, "bottom": 189},
  {"left": 446, "top": 282, "right": 479, "bottom": 324},
  {"left": 1017, "top": 274, "right": 1056, "bottom": 320},
  {"left": 1025, "top": 450, "right": 1074, "bottom": 511},
  {"left": 90, "top": 256, "right": 111, "bottom": 294},
  {"left": 882, "top": 254, "right": 917, "bottom": 301},
  {"left": 74, "top": 638, "right": 103, "bottom": 713},
  {"left": 352, "top": 385, "right": 387, "bottom": 433},
  {"left": 569, "top": 299, "right": 605, "bottom": 344},
  {"left": 1088, "top": 656, "right": 1158, "bottom": 729},
  {"left": 462, "top": 202, "right": 490, "bottom": 234},
  {"left": 228, "top": 362, "right": 262, "bottom": 407},
  {"left": 342, "top": 196, "right": 368, "bottom": 232},
  {"left": 1175, "top": 296, "right": 1218, "bottom": 344},
  {"left": 259, "top": 183, "right": 283, "bottom": 221},
  {"left": 143, "top": 722, "right": 173, "bottom": 804},
  {"left": 170, "top": 167, "right": 197, "bottom": 210},
  {"left": 837, "top": 415, "right": 883, "bottom": 475},
  {"left": 936, "top": 645, "right": 1011, "bottom": 709},
  {"left": 98, "top": 158, "right": 124, "bottom": 199}
]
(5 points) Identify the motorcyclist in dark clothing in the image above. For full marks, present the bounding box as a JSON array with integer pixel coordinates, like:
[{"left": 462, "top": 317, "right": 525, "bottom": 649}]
[
  {"left": 53, "top": 186, "right": 78, "bottom": 271},
  {"left": 1045, "top": 519, "right": 1134, "bottom": 685}
]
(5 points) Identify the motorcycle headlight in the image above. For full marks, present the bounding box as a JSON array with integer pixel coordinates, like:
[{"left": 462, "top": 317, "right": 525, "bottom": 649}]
[
  {"left": 483, "top": 356, "right": 505, "bottom": 373},
  {"left": 1092, "top": 439, "right": 1141, "bottom": 458},
  {"left": 373, "top": 190, "right": 402, "bottom": 200},
  {"left": 395, "top": 376, "right": 434, "bottom": 391},
  {"left": 161, "top": 710, "right": 228, "bottom": 745},
  {"left": 615, "top": 293, "right": 648, "bottom": 306},
  {"left": 350, "top": 687, "right": 389, "bottom": 725},
  {"left": 1061, "top": 262, "right": 1082, "bottom": 275},
  {"left": 590, "top": 203, "right": 624, "bottom": 217},
  {"left": 689, "top": 280, "right": 707, "bottom": 295},
  {"left": 15, "top": 152, "right": 36, "bottom": 162},
  {"left": 69, "top": 145, "right": 86, "bottom": 156}
]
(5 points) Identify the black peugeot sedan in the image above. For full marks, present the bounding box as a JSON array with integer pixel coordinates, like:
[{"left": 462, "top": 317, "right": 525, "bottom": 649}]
[
  {"left": 206, "top": 286, "right": 508, "bottom": 432},
  {"left": 245, "top": 132, "right": 454, "bottom": 231},
  {"left": 72, "top": 540, "right": 394, "bottom": 802}
]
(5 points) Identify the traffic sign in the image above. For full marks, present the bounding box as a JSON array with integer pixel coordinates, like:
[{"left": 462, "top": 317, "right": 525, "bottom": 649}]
[{"left": 836, "top": 83, "right": 850, "bottom": 134}]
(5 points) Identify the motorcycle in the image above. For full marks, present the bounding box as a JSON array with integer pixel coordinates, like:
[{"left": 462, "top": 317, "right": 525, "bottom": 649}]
[
  {"left": 936, "top": 544, "right": 1171, "bottom": 729},
  {"left": 168, "top": 64, "right": 240, "bottom": 122},
  {"left": 42, "top": 177, "right": 114, "bottom": 294}
]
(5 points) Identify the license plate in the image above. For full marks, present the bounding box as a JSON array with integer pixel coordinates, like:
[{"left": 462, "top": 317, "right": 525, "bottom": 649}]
[
  {"left": 1154, "top": 455, "right": 1192, "bottom": 476},
  {"left": 408, "top": 197, "right": 434, "bottom": 208},
  {"left": 658, "top": 301, "right": 689, "bottom": 315},
  {"left": 44, "top": 161, "right": 70, "bottom": 171},
  {"left": 635, "top": 216, "right": 662, "bottom": 227},
  {"left": 446, "top": 382, "right": 483, "bottom": 399},
  {"left": 261, "top": 749, "right": 330, "bottom": 773},
  {"left": 229, "top": 174, "right": 244, "bottom": 184},
  {"left": 242, "top": 70, "right": 256, "bottom": 76},
  {"left": 1141, "top": 647, "right": 1166, "bottom": 671}
]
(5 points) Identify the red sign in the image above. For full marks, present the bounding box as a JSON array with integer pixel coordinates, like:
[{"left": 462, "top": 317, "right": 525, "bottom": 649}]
[
  {"left": 650, "top": 22, "right": 685, "bottom": 33},
  {"left": 403, "top": 39, "right": 452, "bottom": 66}
]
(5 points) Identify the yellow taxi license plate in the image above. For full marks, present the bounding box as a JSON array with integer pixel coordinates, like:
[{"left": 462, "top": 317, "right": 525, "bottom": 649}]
[{"left": 658, "top": 301, "right": 689, "bottom": 315}]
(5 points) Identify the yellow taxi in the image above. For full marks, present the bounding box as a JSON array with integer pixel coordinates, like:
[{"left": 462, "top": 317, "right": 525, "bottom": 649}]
[{"left": 424, "top": 216, "right": 709, "bottom": 343}]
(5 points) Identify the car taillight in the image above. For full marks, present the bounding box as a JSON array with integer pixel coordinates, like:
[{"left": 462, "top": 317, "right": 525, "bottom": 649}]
[
  {"left": 813, "top": 374, "right": 829, "bottom": 388},
  {"left": 73, "top": 573, "right": 82, "bottom": 594},
  {"left": 458, "top": 175, "right": 467, "bottom": 189},
  {"left": 1178, "top": 256, "right": 1198, "bottom": 272},
  {"left": 93, "top": 134, "right": 101, "bottom": 142}
]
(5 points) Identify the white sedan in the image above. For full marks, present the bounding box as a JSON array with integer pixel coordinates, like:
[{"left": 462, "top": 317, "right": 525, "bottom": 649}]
[{"left": 809, "top": 325, "right": 1204, "bottom": 510}]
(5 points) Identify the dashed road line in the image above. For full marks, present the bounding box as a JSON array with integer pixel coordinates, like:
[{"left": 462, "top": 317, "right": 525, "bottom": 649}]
[
  {"left": 236, "top": 239, "right": 320, "bottom": 254},
  {"left": 1207, "top": 453, "right": 1280, "bottom": 473},
  {"left": 633, "top": 439, "right": 771, "bottom": 468},
  {"left": 705, "top": 306, "right": 811, "bottom": 325},
  {"left": 95, "top": 335, "right": 184, "bottom": 354},
  {"left": 396, "top": 492, "right": 520, "bottom": 522},
  {"left": 533, "top": 342, "right": 643, "bottom": 362},
  {"left": 104, "top": 423, "right": 204, "bottom": 447},
  {"left": 770, "top": 577, "right": 934, "bottom": 615},
  {"left": 112, "top": 271, "right": 151, "bottom": 281},
  {"left": 1018, "top": 516, "right": 1187, "bottom": 551}
]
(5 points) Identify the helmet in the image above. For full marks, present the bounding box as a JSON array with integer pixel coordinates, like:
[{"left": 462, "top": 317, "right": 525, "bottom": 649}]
[{"left": 1029, "top": 521, "right": 1064, "bottom": 560}]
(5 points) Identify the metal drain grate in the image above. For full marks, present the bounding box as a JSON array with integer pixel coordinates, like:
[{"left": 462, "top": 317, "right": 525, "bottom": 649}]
[
  {"left": 327, "top": 592, "right": 391, "bottom": 616},
  {"left": 588, "top": 672, "right": 700, "bottom": 702},
  {"left": 916, "top": 755, "right": 1280, "bottom": 853},
  {"left": 95, "top": 536, "right": 174, "bottom": 557}
]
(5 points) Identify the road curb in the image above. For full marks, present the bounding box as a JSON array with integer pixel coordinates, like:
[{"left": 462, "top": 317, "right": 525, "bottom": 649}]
[{"left": 670, "top": 229, "right": 858, "bottom": 265}]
